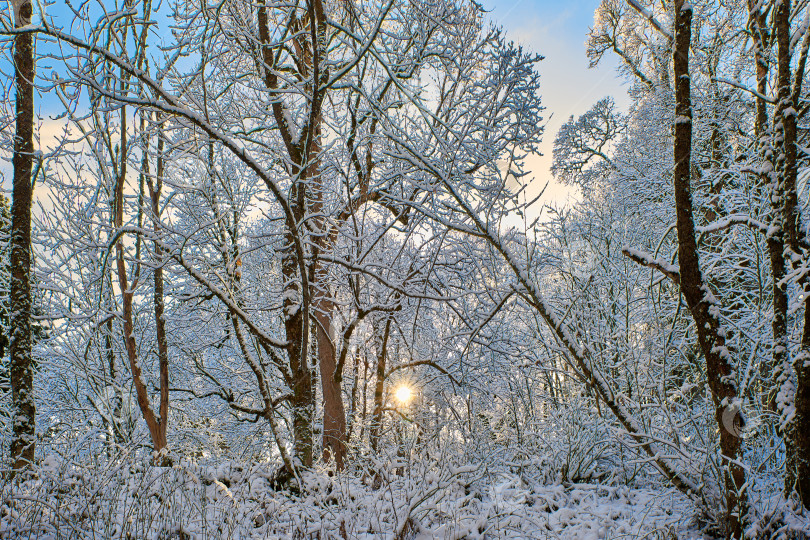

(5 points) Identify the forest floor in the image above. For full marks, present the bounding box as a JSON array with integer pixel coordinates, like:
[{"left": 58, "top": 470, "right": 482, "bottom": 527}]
[{"left": 5, "top": 453, "right": 803, "bottom": 539}]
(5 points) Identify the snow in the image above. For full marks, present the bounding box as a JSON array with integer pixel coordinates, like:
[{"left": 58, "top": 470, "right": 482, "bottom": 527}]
[
  {"left": 6, "top": 1, "right": 810, "bottom": 539},
  {"left": 621, "top": 246, "right": 680, "bottom": 277},
  {"left": 0, "top": 456, "right": 709, "bottom": 539}
]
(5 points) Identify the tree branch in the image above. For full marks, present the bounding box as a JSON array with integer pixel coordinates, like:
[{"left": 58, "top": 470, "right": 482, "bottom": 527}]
[{"left": 621, "top": 247, "right": 681, "bottom": 284}]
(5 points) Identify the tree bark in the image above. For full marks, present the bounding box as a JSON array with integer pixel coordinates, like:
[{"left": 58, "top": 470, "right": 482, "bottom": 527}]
[
  {"left": 346, "top": 346, "right": 361, "bottom": 442},
  {"left": 105, "top": 315, "right": 125, "bottom": 445},
  {"left": 748, "top": 0, "right": 770, "bottom": 146},
  {"left": 315, "top": 298, "right": 347, "bottom": 469},
  {"left": 282, "top": 235, "right": 314, "bottom": 468},
  {"left": 306, "top": 0, "right": 348, "bottom": 467},
  {"left": 113, "top": 109, "right": 165, "bottom": 460},
  {"left": 256, "top": 0, "right": 326, "bottom": 469},
  {"left": 9, "top": 0, "right": 36, "bottom": 473},
  {"left": 672, "top": 2, "right": 745, "bottom": 535},
  {"left": 775, "top": 0, "right": 810, "bottom": 507},
  {"left": 746, "top": 0, "right": 787, "bottom": 416},
  {"left": 370, "top": 316, "right": 392, "bottom": 453},
  {"left": 146, "top": 126, "right": 169, "bottom": 461}
]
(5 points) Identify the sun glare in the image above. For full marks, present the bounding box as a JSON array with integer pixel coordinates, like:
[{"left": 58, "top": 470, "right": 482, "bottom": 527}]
[{"left": 394, "top": 385, "right": 413, "bottom": 405}]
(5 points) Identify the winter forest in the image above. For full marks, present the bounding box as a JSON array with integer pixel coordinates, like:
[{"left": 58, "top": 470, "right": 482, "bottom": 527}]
[{"left": 3, "top": 0, "right": 810, "bottom": 537}]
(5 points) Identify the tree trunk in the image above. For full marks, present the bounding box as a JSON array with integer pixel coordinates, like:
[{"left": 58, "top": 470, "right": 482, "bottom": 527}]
[
  {"left": 370, "top": 317, "right": 392, "bottom": 453},
  {"left": 283, "top": 235, "right": 314, "bottom": 468},
  {"left": 105, "top": 315, "right": 125, "bottom": 445},
  {"left": 359, "top": 352, "right": 369, "bottom": 443},
  {"left": 748, "top": 1, "right": 770, "bottom": 147},
  {"left": 747, "top": 0, "right": 786, "bottom": 415},
  {"left": 9, "top": 0, "right": 36, "bottom": 473},
  {"left": 255, "top": 0, "right": 326, "bottom": 470},
  {"left": 147, "top": 128, "right": 169, "bottom": 461},
  {"left": 113, "top": 108, "right": 165, "bottom": 459},
  {"left": 793, "top": 284, "right": 810, "bottom": 507},
  {"left": 346, "top": 348, "right": 360, "bottom": 442},
  {"left": 316, "top": 299, "right": 347, "bottom": 468},
  {"left": 775, "top": 0, "right": 810, "bottom": 508},
  {"left": 672, "top": 2, "right": 745, "bottom": 535}
]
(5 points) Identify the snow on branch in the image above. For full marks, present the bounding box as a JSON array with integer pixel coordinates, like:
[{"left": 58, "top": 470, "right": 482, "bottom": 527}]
[
  {"left": 621, "top": 247, "right": 680, "bottom": 284},
  {"left": 385, "top": 360, "right": 459, "bottom": 386},
  {"left": 713, "top": 77, "right": 776, "bottom": 104},
  {"left": 627, "top": 0, "right": 673, "bottom": 42},
  {"left": 695, "top": 214, "right": 769, "bottom": 236},
  {"left": 439, "top": 175, "right": 698, "bottom": 496}
]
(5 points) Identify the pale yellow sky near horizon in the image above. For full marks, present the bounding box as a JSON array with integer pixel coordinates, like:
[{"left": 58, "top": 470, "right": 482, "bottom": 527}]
[
  {"left": 483, "top": 0, "right": 630, "bottom": 211},
  {"left": 5, "top": 0, "right": 630, "bottom": 218}
]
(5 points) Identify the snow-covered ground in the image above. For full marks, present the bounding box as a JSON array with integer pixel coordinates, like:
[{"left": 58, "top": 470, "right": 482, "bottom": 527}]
[
  {"left": 5, "top": 453, "right": 802, "bottom": 540},
  {"left": 0, "top": 455, "right": 810, "bottom": 540}
]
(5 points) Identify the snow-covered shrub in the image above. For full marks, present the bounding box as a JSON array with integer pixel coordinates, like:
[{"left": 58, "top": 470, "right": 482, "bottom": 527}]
[{"left": 0, "top": 446, "right": 704, "bottom": 539}]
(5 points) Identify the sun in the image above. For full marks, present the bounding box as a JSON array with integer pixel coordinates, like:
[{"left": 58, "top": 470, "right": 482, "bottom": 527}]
[{"left": 394, "top": 385, "right": 413, "bottom": 405}]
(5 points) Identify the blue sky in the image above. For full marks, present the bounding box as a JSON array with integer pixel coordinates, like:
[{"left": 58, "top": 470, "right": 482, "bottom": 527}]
[
  {"left": 2, "top": 0, "right": 628, "bottom": 203},
  {"left": 481, "top": 0, "right": 629, "bottom": 202}
]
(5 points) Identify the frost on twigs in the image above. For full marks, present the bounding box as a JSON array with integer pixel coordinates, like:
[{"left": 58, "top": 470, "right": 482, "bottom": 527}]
[{"left": 0, "top": 447, "right": 707, "bottom": 539}]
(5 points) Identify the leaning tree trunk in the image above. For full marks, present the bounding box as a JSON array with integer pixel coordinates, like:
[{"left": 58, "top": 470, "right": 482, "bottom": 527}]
[
  {"left": 9, "top": 0, "right": 36, "bottom": 474},
  {"left": 672, "top": 1, "right": 746, "bottom": 535}
]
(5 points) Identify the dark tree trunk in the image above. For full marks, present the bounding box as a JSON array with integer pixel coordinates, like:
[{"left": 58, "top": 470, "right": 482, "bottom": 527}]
[
  {"left": 775, "top": 0, "right": 810, "bottom": 508},
  {"left": 359, "top": 352, "right": 369, "bottom": 443},
  {"left": 370, "top": 317, "right": 392, "bottom": 453},
  {"left": 672, "top": 1, "right": 745, "bottom": 535},
  {"left": 282, "top": 234, "right": 314, "bottom": 468},
  {"left": 256, "top": 0, "right": 329, "bottom": 470},
  {"left": 346, "top": 347, "right": 361, "bottom": 442},
  {"left": 747, "top": 0, "right": 786, "bottom": 416},
  {"left": 748, "top": 1, "right": 770, "bottom": 147},
  {"left": 105, "top": 315, "right": 125, "bottom": 445},
  {"left": 768, "top": 228, "right": 789, "bottom": 411},
  {"left": 794, "top": 295, "right": 810, "bottom": 507},
  {"left": 9, "top": 0, "right": 36, "bottom": 473}
]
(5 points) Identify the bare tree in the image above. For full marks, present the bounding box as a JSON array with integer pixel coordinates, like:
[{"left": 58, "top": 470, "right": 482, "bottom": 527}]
[{"left": 669, "top": 1, "right": 745, "bottom": 533}]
